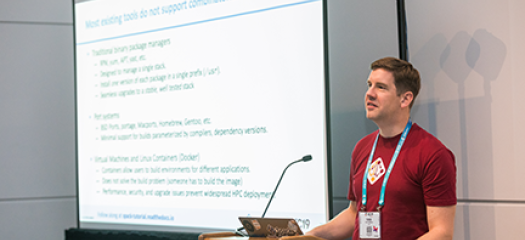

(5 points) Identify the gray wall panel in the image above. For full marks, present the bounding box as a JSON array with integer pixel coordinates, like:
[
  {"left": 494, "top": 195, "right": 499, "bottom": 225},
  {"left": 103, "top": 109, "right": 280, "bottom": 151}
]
[
  {"left": 454, "top": 202, "right": 525, "bottom": 239},
  {"left": 406, "top": 0, "right": 525, "bottom": 238},
  {"left": 332, "top": 198, "right": 350, "bottom": 217},
  {"left": 407, "top": 0, "right": 525, "bottom": 201},
  {"left": 0, "top": 198, "right": 77, "bottom": 240},
  {"left": 0, "top": 0, "right": 72, "bottom": 23},
  {"left": 327, "top": 0, "right": 398, "bottom": 199},
  {"left": 0, "top": 23, "right": 75, "bottom": 199}
]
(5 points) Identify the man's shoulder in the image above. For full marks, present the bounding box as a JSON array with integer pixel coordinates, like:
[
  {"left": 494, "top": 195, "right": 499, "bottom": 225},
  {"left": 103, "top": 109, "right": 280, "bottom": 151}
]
[
  {"left": 409, "top": 123, "right": 454, "bottom": 160},
  {"left": 351, "top": 130, "right": 379, "bottom": 163},
  {"left": 410, "top": 124, "right": 448, "bottom": 148}
]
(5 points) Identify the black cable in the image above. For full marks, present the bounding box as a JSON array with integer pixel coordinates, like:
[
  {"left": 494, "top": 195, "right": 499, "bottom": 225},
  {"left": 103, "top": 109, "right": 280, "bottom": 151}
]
[{"left": 396, "top": 0, "right": 408, "bottom": 61}]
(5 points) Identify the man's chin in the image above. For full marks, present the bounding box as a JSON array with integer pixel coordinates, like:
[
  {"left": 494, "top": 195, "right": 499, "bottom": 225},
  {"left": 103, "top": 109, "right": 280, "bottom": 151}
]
[{"left": 365, "top": 112, "right": 376, "bottom": 120}]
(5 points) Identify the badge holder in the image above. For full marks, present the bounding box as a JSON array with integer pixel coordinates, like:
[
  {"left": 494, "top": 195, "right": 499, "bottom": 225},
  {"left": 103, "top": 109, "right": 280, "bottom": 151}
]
[{"left": 358, "top": 206, "right": 382, "bottom": 240}]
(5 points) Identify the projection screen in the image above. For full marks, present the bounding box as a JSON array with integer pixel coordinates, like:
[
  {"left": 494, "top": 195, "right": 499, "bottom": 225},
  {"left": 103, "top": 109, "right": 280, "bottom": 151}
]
[{"left": 74, "top": 0, "right": 331, "bottom": 232}]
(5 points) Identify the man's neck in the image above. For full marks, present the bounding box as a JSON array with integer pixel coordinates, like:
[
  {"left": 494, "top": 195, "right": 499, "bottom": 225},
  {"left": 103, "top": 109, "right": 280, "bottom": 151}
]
[{"left": 376, "top": 115, "right": 411, "bottom": 138}]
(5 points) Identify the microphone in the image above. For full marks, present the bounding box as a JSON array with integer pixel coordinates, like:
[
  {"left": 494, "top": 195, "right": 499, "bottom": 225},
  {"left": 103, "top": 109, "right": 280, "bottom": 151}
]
[
  {"left": 261, "top": 154, "right": 312, "bottom": 217},
  {"left": 301, "top": 155, "right": 313, "bottom": 162},
  {"left": 236, "top": 155, "right": 313, "bottom": 234}
]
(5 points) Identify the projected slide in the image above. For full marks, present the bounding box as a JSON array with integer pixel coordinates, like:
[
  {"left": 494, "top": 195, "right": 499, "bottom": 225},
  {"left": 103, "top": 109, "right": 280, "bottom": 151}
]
[{"left": 75, "top": 0, "right": 328, "bottom": 231}]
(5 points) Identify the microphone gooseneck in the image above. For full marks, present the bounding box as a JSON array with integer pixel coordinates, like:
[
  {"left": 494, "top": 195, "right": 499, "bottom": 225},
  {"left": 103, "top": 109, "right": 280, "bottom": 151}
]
[
  {"left": 235, "top": 154, "right": 313, "bottom": 233},
  {"left": 261, "top": 154, "right": 313, "bottom": 218}
]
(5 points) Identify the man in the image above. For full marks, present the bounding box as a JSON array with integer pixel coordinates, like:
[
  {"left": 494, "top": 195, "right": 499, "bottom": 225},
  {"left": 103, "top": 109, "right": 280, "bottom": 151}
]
[{"left": 307, "top": 57, "right": 456, "bottom": 240}]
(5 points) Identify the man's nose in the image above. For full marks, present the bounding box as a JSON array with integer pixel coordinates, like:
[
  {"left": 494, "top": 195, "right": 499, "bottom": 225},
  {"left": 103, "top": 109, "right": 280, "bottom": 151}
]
[{"left": 366, "top": 87, "right": 376, "bottom": 99}]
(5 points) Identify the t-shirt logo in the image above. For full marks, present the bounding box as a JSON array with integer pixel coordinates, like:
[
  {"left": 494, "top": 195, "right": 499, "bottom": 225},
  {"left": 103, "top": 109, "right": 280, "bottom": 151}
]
[{"left": 367, "top": 157, "right": 386, "bottom": 185}]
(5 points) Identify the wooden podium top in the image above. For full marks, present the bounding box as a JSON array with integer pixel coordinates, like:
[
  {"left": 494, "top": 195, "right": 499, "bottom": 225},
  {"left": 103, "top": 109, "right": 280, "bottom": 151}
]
[{"left": 199, "top": 232, "right": 325, "bottom": 240}]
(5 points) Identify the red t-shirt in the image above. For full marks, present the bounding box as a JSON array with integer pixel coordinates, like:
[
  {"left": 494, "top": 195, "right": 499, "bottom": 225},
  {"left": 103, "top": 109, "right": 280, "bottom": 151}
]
[{"left": 348, "top": 123, "right": 456, "bottom": 240}]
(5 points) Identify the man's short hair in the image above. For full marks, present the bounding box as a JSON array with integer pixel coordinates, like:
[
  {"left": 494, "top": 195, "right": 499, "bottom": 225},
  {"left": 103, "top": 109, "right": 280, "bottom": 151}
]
[{"left": 371, "top": 57, "right": 421, "bottom": 108}]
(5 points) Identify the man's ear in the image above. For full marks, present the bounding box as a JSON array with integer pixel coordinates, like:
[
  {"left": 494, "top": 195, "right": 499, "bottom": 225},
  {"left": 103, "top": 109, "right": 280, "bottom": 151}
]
[{"left": 400, "top": 91, "right": 414, "bottom": 109}]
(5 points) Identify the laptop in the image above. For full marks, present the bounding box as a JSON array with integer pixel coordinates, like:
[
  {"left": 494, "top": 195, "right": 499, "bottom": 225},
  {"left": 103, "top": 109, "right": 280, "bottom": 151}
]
[{"left": 238, "top": 217, "right": 304, "bottom": 237}]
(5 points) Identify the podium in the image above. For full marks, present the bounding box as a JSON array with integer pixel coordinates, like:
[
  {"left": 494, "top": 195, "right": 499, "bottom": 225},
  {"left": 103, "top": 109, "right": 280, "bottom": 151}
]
[{"left": 198, "top": 232, "right": 326, "bottom": 240}]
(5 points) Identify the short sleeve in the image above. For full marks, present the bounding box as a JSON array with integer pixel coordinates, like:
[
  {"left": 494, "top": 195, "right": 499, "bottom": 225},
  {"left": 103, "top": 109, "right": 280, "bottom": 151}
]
[{"left": 422, "top": 148, "right": 457, "bottom": 206}]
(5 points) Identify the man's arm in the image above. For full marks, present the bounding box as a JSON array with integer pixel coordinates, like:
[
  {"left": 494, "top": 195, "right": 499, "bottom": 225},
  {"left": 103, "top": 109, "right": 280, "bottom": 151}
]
[
  {"left": 417, "top": 205, "right": 456, "bottom": 240},
  {"left": 305, "top": 201, "right": 357, "bottom": 240}
]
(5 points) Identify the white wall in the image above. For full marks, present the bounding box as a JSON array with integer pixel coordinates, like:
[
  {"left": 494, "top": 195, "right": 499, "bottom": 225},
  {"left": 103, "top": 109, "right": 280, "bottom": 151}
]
[
  {"left": 0, "top": 0, "right": 77, "bottom": 239},
  {"left": 407, "top": 0, "right": 525, "bottom": 239},
  {"left": 328, "top": 0, "right": 525, "bottom": 239}
]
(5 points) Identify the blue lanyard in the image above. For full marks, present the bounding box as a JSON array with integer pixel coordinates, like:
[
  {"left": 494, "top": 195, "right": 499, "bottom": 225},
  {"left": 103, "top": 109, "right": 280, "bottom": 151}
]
[{"left": 361, "top": 120, "right": 412, "bottom": 209}]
